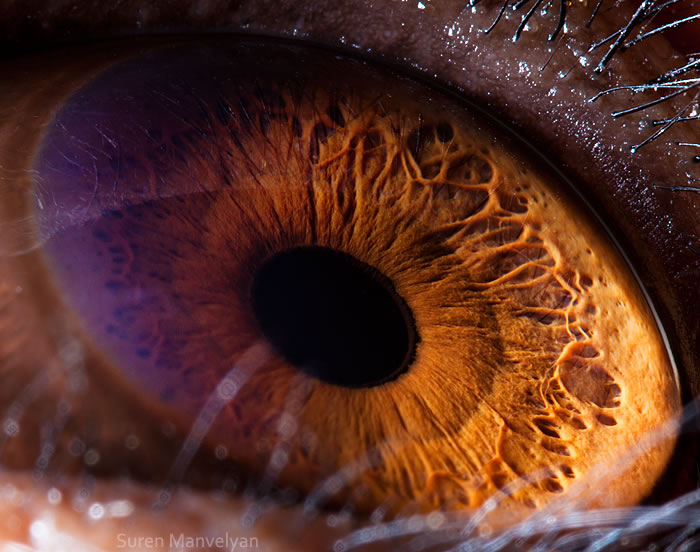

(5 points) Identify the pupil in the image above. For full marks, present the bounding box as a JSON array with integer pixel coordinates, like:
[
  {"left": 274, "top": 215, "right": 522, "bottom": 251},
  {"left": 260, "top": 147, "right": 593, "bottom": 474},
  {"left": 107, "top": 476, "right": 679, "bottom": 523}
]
[{"left": 251, "top": 247, "right": 418, "bottom": 388}]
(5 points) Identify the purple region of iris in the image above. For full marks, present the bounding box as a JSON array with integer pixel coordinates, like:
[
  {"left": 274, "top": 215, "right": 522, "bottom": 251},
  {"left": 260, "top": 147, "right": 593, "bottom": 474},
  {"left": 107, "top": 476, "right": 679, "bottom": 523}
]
[{"left": 33, "top": 41, "right": 291, "bottom": 413}]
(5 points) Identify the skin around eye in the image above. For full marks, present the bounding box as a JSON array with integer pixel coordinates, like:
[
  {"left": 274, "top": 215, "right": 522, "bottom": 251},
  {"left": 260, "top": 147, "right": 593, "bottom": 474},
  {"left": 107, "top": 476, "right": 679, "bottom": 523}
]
[{"left": 0, "top": 1, "right": 696, "bottom": 552}]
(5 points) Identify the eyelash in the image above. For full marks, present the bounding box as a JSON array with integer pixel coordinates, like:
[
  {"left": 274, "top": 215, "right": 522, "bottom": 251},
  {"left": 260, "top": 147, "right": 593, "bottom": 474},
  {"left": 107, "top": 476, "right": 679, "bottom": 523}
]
[
  {"left": 481, "top": 0, "right": 700, "bottom": 153},
  {"left": 474, "top": 0, "right": 700, "bottom": 265}
]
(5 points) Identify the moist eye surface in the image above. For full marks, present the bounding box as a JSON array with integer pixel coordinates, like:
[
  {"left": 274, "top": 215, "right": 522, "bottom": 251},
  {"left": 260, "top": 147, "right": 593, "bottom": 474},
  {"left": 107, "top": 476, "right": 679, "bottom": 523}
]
[{"left": 31, "top": 38, "right": 680, "bottom": 520}]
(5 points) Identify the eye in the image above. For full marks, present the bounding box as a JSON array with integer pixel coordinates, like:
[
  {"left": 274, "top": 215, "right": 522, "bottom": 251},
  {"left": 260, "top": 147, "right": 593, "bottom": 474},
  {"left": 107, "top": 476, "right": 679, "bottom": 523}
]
[{"left": 0, "top": 2, "right": 698, "bottom": 551}]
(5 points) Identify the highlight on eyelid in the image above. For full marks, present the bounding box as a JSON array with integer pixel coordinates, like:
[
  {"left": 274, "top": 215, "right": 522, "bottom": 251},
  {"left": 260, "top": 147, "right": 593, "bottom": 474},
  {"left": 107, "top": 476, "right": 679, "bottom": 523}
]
[{"left": 0, "top": 37, "right": 683, "bottom": 546}]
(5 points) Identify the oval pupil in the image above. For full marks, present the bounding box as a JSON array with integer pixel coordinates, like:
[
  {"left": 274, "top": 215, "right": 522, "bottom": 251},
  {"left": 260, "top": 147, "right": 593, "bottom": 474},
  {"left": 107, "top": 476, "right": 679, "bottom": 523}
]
[{"left": 251, "top": 246, "right": 417, "bottom": 388}]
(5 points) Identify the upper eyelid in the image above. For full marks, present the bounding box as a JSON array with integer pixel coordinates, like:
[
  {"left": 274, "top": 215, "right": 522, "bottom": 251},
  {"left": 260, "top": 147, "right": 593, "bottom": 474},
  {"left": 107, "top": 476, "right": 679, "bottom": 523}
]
[{"left": 0, "top": 0, "right": 693, "bottom": 123}]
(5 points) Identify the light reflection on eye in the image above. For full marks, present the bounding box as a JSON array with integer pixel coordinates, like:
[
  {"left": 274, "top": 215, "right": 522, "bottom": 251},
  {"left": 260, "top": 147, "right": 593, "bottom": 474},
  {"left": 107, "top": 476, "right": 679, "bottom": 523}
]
[{"left": 0, "top": 2, "right": 699, "bottom": 551}]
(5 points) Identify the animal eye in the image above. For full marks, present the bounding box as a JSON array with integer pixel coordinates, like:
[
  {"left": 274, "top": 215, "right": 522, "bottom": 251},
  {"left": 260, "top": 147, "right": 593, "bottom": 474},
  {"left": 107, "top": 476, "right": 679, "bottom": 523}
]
[{"left": 0, "top": 2, "right": 698, "bottom": 551}]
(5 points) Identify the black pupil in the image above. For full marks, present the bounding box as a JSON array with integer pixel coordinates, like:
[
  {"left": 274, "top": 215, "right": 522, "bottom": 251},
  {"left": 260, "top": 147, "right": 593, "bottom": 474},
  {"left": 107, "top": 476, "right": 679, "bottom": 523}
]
[{"left": 251, "top": 247, "right": 417, "bottom": 388}]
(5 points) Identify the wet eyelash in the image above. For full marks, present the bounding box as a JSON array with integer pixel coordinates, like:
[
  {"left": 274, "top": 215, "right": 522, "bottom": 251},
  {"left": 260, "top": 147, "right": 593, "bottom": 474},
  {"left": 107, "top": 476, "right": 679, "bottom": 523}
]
[
  {"left": 590, "top": 61, "right": 700, "bottom": 194},
  {"left": 474, "top": 0, "right": 700, "bottom": 191},
  {"left": 475, "top": 0, "right": 692, "bottom": 69},
  {"left": 589, "top": 79, "right": 700, "bottom": 151},
  {"left": 475, "top": 0, "right": 568, "bottom": 41},
  {"left": 586, "top": 2, "right": 700, "bottom": 156}
]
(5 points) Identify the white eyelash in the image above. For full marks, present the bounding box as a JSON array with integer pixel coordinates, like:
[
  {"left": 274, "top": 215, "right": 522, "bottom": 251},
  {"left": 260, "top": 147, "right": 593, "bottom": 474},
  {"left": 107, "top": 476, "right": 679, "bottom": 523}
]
[{"left": 474, "top": 0, "right": 700, "bottom": 235}]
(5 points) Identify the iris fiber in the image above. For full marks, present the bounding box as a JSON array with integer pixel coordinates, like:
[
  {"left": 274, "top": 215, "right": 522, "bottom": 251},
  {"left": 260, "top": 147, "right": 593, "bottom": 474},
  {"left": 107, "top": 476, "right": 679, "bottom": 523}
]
[{"left": 34, "top": 40, "right": 680, "bottom": 519}]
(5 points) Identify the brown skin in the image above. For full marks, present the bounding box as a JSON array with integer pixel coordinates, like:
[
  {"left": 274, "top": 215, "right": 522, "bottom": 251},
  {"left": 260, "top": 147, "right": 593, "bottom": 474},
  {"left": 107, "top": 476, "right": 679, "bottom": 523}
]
[
  {"left": 646, "top": 0, "right": 700, "bottom": 54},
  {"left": 0, "top": 1, "right": 698, "bottom": 550}
]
